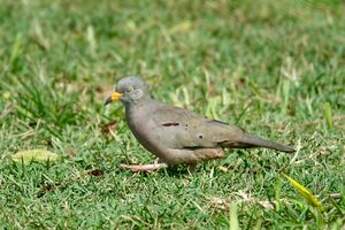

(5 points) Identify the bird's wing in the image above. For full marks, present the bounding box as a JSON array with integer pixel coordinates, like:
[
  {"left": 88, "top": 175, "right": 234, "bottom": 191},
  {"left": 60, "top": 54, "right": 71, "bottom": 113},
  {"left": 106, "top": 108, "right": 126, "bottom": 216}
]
[{"left": 149, "top": 103, "right": 243, "bottom": 149}]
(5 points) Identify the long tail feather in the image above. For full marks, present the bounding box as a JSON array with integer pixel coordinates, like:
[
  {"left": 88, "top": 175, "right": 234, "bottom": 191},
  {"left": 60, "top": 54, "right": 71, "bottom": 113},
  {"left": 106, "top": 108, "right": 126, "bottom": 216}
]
[{"left": 224, "top": 134, "right": 295, "bottom": 153}]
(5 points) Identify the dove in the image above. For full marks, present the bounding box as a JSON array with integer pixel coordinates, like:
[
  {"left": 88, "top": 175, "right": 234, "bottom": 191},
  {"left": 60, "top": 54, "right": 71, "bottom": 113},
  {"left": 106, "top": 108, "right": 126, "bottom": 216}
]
[{"left": 105, "top": 76, "right": 294, "bottom": 172}]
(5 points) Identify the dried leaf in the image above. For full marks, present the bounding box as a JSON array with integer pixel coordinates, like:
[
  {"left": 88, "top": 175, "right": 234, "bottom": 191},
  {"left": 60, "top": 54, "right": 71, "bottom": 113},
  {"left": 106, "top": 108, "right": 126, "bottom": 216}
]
[
  {"left": 218, "top": 166, "right": 228, "bottom": 172},
  {"left": 208, "top": 197, "right": 229, "bottom": 210},
  {"left": 87, "top": 169, "right": 104, "bottom": 177},
  {"left": 12, "top": 149, "right": 59, "bottom": 164},
  {"left": 101, "top": 120, "right": 117, "bottom": 135},
  {"left": 236, "top": 191, "right": 275, "bottom": 209}
]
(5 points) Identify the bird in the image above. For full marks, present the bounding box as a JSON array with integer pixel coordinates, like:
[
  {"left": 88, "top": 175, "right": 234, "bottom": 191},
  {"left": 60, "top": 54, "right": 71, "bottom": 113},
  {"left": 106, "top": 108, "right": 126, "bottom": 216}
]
[{"left": 105, "top": 76, "right": 295, "bottom": 172}]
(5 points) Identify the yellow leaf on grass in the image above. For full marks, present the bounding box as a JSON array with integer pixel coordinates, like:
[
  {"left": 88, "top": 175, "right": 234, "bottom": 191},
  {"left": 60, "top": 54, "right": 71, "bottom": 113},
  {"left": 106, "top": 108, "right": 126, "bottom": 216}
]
[
  {"left": 12, "top": 149, "right": 59, "bottom": 164},
  {"left": 282, "top": 173, "right": 323, "bottom": 210},
  {"left": 169, "top": 21, "right": 192, "bottom": 34}
]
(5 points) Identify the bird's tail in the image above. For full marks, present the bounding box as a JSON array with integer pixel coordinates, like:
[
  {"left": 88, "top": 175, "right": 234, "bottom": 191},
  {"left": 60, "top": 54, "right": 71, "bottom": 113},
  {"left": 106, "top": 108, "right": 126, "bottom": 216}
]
[{"left": 223, "top": 134, "right": 295, "bottom": 153}]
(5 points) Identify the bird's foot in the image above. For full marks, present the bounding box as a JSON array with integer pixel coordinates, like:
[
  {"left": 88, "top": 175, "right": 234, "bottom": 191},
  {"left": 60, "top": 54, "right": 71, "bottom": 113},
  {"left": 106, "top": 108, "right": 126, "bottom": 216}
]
[{"left": 119, "top": 162, "right": 168, "bottom": 173}]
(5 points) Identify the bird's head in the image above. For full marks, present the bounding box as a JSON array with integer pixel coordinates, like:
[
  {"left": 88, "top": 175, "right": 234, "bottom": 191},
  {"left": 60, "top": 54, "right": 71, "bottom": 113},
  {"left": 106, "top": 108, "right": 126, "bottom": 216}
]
[{"left": 105, "top": 76, "right": 149, "bottom": 106}]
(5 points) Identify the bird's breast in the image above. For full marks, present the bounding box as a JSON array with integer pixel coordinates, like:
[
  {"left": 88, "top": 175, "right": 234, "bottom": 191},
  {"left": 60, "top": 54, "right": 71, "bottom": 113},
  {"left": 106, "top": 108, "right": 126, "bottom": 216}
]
[{"left": 125, "top": 105, "right": 164, "bottom": 155}]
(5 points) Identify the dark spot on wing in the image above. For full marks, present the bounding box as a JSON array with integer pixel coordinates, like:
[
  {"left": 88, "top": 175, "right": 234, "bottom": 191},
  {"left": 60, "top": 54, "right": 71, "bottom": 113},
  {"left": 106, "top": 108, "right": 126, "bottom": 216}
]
[
  {"left": 239, "top": 126, "right": 246, "bottom": 132},
  {"left": 198, "top": 135, "right": 203, "bottom": 139},
  {"left": 162, "top": 122, "right": 180, "bottom": 127},
  {"left": 209, "top": 119, "right": 229, "bottom": 125}
]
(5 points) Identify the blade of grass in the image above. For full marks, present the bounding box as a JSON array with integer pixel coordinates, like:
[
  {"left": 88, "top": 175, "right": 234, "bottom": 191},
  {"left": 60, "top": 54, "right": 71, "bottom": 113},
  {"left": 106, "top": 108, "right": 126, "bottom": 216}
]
[
  {"left": 322, "top": 102, "right": 333, "bottom": 129},
  {"left": 282, "top": 173, "right": 323, "bottom": 211}
]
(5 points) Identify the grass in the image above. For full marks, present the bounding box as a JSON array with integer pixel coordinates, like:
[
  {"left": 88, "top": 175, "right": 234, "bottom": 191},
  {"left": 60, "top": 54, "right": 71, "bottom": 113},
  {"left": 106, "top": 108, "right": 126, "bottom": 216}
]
[{"left": 0, "top": 0, "right": 345, "bottom": 228}]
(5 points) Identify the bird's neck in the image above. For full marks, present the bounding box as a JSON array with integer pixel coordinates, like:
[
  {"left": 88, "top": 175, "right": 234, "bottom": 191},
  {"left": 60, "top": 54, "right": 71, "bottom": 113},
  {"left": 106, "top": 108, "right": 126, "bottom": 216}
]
[
  {"left": 124, "top": 98, "right": 154, "bottom": 136},
  {"left": 124, "top": 97, "right": 152, "bottom": 119}
]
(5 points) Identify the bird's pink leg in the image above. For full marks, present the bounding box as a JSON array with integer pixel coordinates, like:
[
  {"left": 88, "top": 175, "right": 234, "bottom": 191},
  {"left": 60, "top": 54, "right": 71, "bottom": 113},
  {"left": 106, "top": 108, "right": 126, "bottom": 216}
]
[{"left": 119, "top": 159, "right": 168, "bottom": 172}]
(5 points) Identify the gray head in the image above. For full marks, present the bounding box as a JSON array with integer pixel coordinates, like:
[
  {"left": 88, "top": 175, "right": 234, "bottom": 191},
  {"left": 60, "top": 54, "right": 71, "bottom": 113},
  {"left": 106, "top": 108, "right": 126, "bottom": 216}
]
[{"left": 105, "top": 76, "right": 150, "bottom": 106}]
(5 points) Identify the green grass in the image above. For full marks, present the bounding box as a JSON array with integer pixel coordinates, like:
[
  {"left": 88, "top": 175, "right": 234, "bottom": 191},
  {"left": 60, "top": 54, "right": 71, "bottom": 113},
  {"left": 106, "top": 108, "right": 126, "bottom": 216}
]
[{"left": 1, "top": 0, "right": 345, "bottom": 228}]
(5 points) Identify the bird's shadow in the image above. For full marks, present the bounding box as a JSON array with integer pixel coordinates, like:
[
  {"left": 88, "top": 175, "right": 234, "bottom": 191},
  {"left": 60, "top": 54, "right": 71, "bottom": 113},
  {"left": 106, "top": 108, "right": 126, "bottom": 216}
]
[
  {"left": 159, "top": 165, "right": 193, "bottom": 177},
  {"left": 155, "top": 163, "right": 219, "bottom": 177}
]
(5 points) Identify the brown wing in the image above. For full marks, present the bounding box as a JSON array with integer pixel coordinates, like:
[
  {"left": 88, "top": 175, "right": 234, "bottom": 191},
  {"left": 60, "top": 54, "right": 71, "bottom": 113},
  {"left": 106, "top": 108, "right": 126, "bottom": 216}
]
[{"left": 149, "top": 104, "right": 244, "bottom": 149}]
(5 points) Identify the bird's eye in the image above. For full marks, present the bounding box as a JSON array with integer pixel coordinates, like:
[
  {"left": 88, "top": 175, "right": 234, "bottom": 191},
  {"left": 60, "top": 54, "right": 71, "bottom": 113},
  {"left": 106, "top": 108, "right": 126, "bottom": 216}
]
[{"left": 126, "top": 87, "right": 134, "bottom": 93}]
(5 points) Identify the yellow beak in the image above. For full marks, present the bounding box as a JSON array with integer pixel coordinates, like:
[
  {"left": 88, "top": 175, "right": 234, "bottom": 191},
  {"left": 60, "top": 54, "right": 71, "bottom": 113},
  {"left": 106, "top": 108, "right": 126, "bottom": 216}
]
[{"left": 104, "top": 91, "right": 123, "bottom": 105}]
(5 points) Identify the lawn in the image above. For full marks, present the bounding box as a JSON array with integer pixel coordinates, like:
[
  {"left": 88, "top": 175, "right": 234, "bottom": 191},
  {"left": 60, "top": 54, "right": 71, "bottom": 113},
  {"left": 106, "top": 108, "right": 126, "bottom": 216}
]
[{"left": 0, "top": 0, "right": 344, "bottom": 228}]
